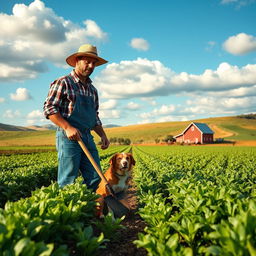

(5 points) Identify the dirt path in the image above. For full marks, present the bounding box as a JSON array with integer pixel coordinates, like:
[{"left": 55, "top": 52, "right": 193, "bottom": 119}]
[
  {"left": 209, "top": 124, "right": 235, "bottom": 138},
  {"left": 100, "top": 180, "right": 147, "bottom": 256}
]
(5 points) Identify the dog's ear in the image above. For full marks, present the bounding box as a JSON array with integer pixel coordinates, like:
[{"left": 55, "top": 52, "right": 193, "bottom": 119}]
[
  {"left": 129, "top": 154, "right": 136, "bottom": 166},
  {"left": 109, "top": 154, "right": 117, "bottom": 166}
]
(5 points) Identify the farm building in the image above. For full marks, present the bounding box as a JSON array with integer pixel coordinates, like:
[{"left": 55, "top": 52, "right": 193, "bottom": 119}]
[{"left": 174, "top": 122, "right": 214, "bottom": 144}]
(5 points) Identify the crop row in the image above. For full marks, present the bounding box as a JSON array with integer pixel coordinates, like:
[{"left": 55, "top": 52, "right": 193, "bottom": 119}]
[
  {"left": 0, "top": 145, "right": 130, "bottom": 208},
  {"left": 0, "top": 152, "right": 58, "bottom": 208},
  {"left": 0, "top": 145, "right": 129, "bottom": 255},
  {"left": 132, "top": 146, "right": 256, "bottom": 256},
  {"left": 0, "top": 180, "right": 124, "bottom": 255}
]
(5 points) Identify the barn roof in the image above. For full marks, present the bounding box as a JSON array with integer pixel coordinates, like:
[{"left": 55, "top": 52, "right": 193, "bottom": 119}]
[
  {"left": 174, "top": 122, "right": 214, "bottom": 138},
  {"left": 193, "top": 122, "right": 214, "bottom": 134}
]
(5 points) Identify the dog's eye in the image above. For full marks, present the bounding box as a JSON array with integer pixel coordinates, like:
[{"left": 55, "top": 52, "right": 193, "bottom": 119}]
[{"left": 126, "top": 157, "right": 130, "bottom": 160}]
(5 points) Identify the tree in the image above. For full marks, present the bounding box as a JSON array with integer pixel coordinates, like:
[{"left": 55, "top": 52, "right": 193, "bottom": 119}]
[
  {"left": 124, "top": 138, "right": 131, "bottom": 145},
  {"left": 162, "top": 135, "right": 174, "bottom": 143},
  {"left": 118, "top": 138, "right": 124, "bottom": 144}
]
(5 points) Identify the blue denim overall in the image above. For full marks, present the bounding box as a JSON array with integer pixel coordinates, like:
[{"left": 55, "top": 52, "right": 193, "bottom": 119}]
[{"left": 56, "top": 84, "right": 101, "bottom": 191}]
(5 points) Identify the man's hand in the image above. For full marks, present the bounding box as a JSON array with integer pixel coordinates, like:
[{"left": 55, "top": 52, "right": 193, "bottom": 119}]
[
  {"left": 65, "top": 126, "right": 82, "bottom": 141},
  {"left": 100, "top": 134, "right": 110, "bottom": 149},
  {"left": 93, "top": 125, "right": 110, "bottom": 150},
  {"left": 48, "top": 113, "right": 82, "bottom": 141}
]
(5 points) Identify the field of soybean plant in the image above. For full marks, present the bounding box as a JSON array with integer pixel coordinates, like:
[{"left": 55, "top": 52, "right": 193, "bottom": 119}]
[
  {"left": 0, "top": 145, "right": 130, "bottom": 256},
  {"left": 132, "top": 146, "right": 256, "bottom": 256},
  {"left": 0, "top": 145, "right": 255, "bottom": 255}
]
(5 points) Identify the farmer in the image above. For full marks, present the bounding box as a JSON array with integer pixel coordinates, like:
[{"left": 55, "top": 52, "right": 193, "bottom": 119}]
[{"left": 43, "top": 44, "right": 110, "bottom": 191}]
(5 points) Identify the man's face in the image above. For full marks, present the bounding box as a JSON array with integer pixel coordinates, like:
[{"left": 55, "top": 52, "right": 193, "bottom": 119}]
[{"left": 75, "top": 56, "right": 97, "bottom": 78}]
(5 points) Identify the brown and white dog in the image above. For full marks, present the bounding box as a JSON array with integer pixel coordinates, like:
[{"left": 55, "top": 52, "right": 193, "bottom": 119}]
[{"left": 96, "top": 153, "right": 136, "bottom": 217}]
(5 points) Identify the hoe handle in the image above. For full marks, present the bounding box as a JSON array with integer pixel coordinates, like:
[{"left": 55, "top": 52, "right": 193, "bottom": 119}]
[{"left": 78, "top": 139, "right": 109, "bottom": 185}]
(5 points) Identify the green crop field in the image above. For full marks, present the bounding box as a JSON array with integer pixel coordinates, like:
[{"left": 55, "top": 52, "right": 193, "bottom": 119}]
[
  {"left": 0, "top": 145, "right": 255, "bottom": 255},
  {"left": 132, "top": 145, "right": 256, "bottom": 255}
]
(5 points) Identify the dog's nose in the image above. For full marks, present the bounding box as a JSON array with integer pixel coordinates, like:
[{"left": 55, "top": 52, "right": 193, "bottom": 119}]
[{"left": 122, "top": 161, "right": 128, "bottom": 168}]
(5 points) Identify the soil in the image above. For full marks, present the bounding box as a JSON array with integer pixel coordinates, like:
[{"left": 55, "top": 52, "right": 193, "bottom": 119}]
[{"left": 99, "top": 180, "right": 147, "bottom": 256}]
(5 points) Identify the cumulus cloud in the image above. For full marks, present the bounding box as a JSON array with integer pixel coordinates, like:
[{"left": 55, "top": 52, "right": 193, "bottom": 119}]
[
  {"left": 95, "top": 58, "right": 256, "bottom": 98},
  {"left": 0, "top": 0, "right": 107, "bottom": 82},
  {"left": 27, "top": 109, "right": 43, "bottom": 119},
  {"left": 130, "top": 38, "right": 149, "bottom": 51},
  {"left": 220, "top": 0, "right": 256, "bottom": 8},
  {"left": 139, "top": 104, "right": 176, "bottom": 119},
  {"left": 3, "top": 109, "right": 21, "bottom": 119},
  {"left": 127, "top": 102, "right": 141, "bottom": 110},
  {"left": 10, "top": 88, "right": 32, "bottom": 101},
  {"left": 141, "top": 97, "right": 157, "bottom": 106},
  {"left": 221, "top": 0, "right": 237, "bottom": 4},
  {"left": 96, "top": 58, "right": 174, "bottom": 98},
  {"left": 185, "top": 95, "right": 256, "bottom": 116},
  {"left": 137, "top": 93, "right": 256, "bottom": 124},
  {"left": 100, "top": 99, "right": 118, "bottom": 110},
  {"left": 138, "top": 108, "right": 188, "bottom": 123},
  {"left": 100, "top": 109, "right": 120, "bottom": 119},
  {"left": 208, "top": 85, "right": 256, "bottom": 98},
  {"left": 26, "top": 109, "right": 45, "bottom": 125},
  {"left": 223, "top": 33, "right": 256, "bottom": 55},
  {"left": 205, "top": 41, "right": 216, "bottom": 51}
]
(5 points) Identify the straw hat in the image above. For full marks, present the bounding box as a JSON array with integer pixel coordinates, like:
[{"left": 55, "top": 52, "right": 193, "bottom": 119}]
[{"left": 66, "top": 44, "right": 108, "bottom": 67}]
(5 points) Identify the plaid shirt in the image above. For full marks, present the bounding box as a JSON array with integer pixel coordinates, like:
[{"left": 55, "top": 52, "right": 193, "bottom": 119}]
[{"left": 43, "top": 70, "right": 102, "bottom": 126}]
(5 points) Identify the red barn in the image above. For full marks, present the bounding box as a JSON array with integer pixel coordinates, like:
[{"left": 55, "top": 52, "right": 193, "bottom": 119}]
[{"left": 174, "top": 122, "right": 214, "bottom": 144}]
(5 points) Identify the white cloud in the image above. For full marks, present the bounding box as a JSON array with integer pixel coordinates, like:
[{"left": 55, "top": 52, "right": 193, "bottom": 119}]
[
  {"left": 0, "top": 0, "right": 108, "bottom": 82},
  {"left": 26, "top": 109, "right": 45, "bottom": 125},
  {"left": 139, "top": 104, "right": 175, "bottom": 119},
  {"left": 100, "top": 109, "right": 120, "bottom": 119},
  {"left": 83, "top": 20, "right": 107, "bottom": 39},
  {"left": 185, "top": 95, "right": 256, "bottom": 116},
  {"left": 136, "top": 91, "right": 256, "bottom": 124},
  {"left": 100, "top": 99, "right": 117, "bottom": 110},
  {"left": 221, "top": 0, "right": 238, "bottom": 4},
  {"left": 0, "top": 97, "right": 5, "bottom": 103},
  {"left": 156, "top": 116, "right": 179, "bottom": 123},
  {"left": 3, "top": 109, "right": 21, "bottom": 118},
  {"left": 130, "top": 38, "right": 149, "bottom": 51},
  {"left": 208, "top": 85, "right": 256, "bottom": 97},
  {"left": 0, "top": 63, "right": 44, "bottom": 82},
  {"left": 223, "top": 33, "right": 256, "bottom": 55},
  {"left": 137, "top": 119, "right": 152, "bottom": 124},
  {"left": 95, "top": 58, "right": 174, "bottom": 98},
  {"left": 141, "top": 97, "right": 157, "bottom": 106},
  {"left": 10, "top": 88, "right": 32, "bottom": 101},
  {"left": 220, "top": 0, "right": 255, "bottom": 8},
  {"left": 127, "top": 102, "right": 141, "bottom": 110},
  {"left": 27, "top": 109, "right": 43, "bottom": 119},
  {"left": 96, "top": 59, "right": 256, "bottom": 98},
  {"left": 205, "top": 41, "right": 216, "bottom": 51},
  {"left": 138, "top": 111, "right": 188, "bottom": 124}
]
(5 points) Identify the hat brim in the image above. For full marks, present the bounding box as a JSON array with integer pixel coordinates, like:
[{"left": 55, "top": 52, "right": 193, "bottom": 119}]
[{"left": 66, "top": 52, "right": 108, "bottom": 67}]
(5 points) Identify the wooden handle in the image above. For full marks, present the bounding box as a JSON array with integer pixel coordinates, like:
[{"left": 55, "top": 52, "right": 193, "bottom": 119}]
[{"left": 78, "top": 139, "right": 109, "bottom": 185}]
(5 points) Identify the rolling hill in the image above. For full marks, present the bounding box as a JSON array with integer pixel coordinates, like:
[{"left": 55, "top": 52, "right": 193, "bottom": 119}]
[{"left": 0, "top": 115, "right": 255, "bottom": 147}]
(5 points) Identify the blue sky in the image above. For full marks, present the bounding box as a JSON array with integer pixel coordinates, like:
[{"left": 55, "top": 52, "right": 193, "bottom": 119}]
[{"left": 0, "top": 0, "right": 256, "bottom": 127}]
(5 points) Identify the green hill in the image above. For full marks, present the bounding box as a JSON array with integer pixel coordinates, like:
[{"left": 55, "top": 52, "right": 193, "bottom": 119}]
[{"left": 0, "top": 115, "right": 255, "bottom": 147}]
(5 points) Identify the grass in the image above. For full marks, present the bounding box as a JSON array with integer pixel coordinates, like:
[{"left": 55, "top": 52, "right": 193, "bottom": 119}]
[
  {"left": 219, "top": 124, "right": 256, "bottom": 140},
  {"left": 0, "top": 130, "right": 55, "bottom": 146}
]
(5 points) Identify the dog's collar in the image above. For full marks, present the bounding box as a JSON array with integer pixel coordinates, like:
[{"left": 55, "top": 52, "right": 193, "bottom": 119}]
[
  {"left": 116, "top": 173, "right": 126, "bottom": 177},
  {"left": 115, "top": 171, "right": 127, "bottom": 177}
]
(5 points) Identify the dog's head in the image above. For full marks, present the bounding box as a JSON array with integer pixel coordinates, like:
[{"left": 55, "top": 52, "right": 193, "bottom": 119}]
[{"left": 110, "top": 153, "right": 136, "bottom": 176}]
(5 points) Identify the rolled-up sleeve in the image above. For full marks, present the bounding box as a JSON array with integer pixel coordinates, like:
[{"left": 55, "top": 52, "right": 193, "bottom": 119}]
[{"left": 43, "top": 79, "right": 65, "bottom": 119}]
